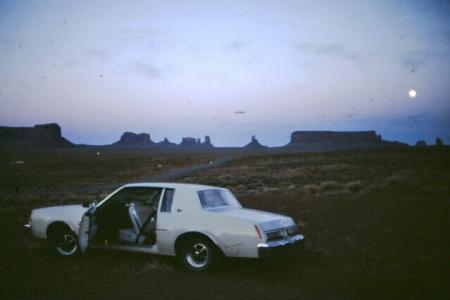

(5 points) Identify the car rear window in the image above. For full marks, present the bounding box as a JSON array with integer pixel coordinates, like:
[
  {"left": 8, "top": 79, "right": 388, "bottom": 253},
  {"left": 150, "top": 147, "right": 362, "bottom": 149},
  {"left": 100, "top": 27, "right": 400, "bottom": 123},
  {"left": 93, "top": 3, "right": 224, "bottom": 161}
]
[{"left": 198, "top": 189, "right": 241, "bottom": 209}]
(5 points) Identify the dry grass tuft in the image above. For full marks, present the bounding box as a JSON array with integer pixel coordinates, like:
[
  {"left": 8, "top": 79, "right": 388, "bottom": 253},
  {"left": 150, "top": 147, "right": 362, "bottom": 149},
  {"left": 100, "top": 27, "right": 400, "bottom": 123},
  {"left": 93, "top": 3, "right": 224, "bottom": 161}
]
[
  {"left": 134, "top": 259, "right": 174, "bottom": 274},
  {"left": 383, "top": 171, "right": 408, "bottom": 186},
  {"left": 345, "top": 180, "right": 363, "bottom": 194},
  {"left": 303, "top": 184, "right": 320, "bottom": 195},
  {"left": 320, "top": 180, "right": 341, "bottom": 192}
]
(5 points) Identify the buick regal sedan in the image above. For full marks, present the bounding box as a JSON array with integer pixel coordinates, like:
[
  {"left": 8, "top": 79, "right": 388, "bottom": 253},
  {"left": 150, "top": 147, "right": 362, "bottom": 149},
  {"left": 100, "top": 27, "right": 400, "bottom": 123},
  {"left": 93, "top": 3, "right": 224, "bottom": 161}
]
[{"left": 25, "top": 183, "right": 305, "bottom": 271}]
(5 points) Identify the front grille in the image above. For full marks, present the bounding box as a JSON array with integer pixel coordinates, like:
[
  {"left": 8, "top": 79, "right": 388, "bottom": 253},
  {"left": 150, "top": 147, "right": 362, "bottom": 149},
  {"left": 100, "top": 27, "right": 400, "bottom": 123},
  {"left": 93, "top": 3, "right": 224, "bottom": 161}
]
[{"left": 265, "top": 226, "right": 298, "bottom": 242}]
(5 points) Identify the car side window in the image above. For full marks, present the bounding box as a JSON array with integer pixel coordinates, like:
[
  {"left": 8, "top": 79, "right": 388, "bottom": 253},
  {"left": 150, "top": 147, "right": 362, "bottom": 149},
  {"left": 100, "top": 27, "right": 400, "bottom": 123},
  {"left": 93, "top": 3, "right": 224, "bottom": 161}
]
[
  {"left": 102, "top": 187, "right": 161, "bottom": 209},
  {"left": 160, "top": 188, "right": 175, "bottom": 213}
]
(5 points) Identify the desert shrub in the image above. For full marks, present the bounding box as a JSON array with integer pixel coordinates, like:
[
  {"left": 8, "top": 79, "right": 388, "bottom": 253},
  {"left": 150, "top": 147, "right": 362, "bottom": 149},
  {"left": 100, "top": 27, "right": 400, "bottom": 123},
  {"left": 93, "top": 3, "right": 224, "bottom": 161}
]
[
  {"left": 247, "top": 180, "right": 263, "bottom": 190},
  {"left": 383, "top": 170, "right": 410, "bottom": 186},
  {"left": 134, "top": 258, "right": 174, "bottom": 274},
  {"left": 383, "top": 175, "right": 404, "bottom": 186},
  {"left": 236, "top": 184, "right": 246, "bottom": 190},
  {"left": 303, "top": 184, "right": 319, "bottom": 195},
  {"left": 345, "top": 180, "right": 362, "bottom": 194},
  {"left": 259, "top": 176, "right": 273, "bottom": 185},
  {"left": 246, "top": 189, "right": 258, "bottom": 195},
  {"left": 415, "top": 140, "right": 426, "bottom": 147},
  {"left": 261, "top": 186, "right": 280, "bottom": 193},
  {"left": 278, "top": 181, "right": 291, "bottom": 187},
  {"left": 320, "top": 180, "right": 340, "bottom": 192}
]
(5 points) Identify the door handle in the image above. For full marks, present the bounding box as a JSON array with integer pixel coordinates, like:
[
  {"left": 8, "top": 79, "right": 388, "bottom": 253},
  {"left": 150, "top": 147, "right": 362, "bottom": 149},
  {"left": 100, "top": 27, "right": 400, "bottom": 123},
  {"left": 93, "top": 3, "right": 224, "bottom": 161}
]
[{"left": 176, "top": 208, "right": 182, "bottom": 212}]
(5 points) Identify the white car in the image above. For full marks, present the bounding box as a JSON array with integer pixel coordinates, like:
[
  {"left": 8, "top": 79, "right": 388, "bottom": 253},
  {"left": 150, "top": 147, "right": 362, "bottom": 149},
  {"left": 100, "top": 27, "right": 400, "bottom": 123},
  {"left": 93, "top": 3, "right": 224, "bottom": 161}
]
[{"left": 25, "top": 183, "right": 304, "bottom": 271}]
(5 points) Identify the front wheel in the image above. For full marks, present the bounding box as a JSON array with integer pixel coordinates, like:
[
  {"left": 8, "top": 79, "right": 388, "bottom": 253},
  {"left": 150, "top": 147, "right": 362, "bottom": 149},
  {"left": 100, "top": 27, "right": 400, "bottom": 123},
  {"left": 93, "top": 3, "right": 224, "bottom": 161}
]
[
  {"left": 52, "top": 227, "right": 79, "bottom": 257},
  {"left": 179, "top": 237, "right": 217, "bottom": 272}
]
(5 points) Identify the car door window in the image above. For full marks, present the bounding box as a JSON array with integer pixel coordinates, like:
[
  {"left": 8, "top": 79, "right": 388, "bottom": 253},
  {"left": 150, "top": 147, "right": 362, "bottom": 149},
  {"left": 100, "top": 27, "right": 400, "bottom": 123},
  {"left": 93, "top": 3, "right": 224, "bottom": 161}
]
[
  {"left": 160, "top": 188, "right": 175, "bottom": 213},
  {"left": 101, "top": 187, "right": 161, "bottom": 209}
]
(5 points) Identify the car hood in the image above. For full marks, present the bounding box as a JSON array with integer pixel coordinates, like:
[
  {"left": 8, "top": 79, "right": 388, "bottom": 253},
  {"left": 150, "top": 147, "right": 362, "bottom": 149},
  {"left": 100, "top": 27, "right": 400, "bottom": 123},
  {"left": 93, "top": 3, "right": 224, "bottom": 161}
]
[
  {"left": 208, "top": 207, "right": 295, "bottom": 231},
  {"left": 32, "top": 204, "right": 89, "bottom": 219}
]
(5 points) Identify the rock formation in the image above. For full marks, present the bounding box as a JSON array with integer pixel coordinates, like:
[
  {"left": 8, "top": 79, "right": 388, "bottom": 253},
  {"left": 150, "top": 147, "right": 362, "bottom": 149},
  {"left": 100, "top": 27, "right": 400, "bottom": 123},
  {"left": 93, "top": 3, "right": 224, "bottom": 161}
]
[
  {"left": 1, "top": 123, "right": 409, "bottom": 151},
  {"left": 415, "top": 140, "right": 427, "bottom": 147},
  {"left": 179, "top": 136, "right": 214, "bottom": 149},
  {"left": 287, "top": 130, "right": 405, "bottom": 150},
  {"left": 290, "top": 130, "right": 381, "bottom": 144},
  {"left": 113, "top": 132, "right": 153, "bottom": 146},
  {"left": 179, "top": 137, "right": 197, "bottom": 148},
  {"left": 156, "top": 137, "right": 177, "bottom": 149},
  {"left": 204, "top": 135, "right": 212, "bottom": 147},
  {"left": 0, "top": 123, "right": 73, "bottom": 147},
  {"left": 435, "top": 137, "right": 444, "bottom": 146},
  {"left": 243, "top": 135, "right": 267, "bottom": 150}
]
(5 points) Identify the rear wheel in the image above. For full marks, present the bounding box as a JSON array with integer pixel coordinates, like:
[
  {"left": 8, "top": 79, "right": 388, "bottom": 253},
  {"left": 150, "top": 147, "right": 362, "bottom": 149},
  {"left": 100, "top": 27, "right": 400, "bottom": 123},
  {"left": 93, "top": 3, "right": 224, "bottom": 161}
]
[
  {"left": 179, "top": 236, "right": 216, "bottom": 272},
  {"left": 51, "top": 227, "right": 79, "bottom": 257}
]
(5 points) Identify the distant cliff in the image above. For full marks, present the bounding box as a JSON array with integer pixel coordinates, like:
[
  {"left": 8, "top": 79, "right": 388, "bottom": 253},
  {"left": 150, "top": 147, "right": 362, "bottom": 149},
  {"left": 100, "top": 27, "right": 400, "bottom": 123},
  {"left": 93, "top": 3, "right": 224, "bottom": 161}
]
[
  {"left": 0, "top": 123, "right": 408, "bottom": 151},
  {"left": 290, "top": 130, "right": 381, "bottom": 144},
  {"left": 113, "top": 132, "right": 153, "bottom": 146},
  {"left": 0, "top": 123, "right": 73, "bottom": 147},
  {"left": 287, "top": 130, "right": 405, "bottom": 150},
  {"left": 112, "top": 132, "right": 214, "bottom": 149}
]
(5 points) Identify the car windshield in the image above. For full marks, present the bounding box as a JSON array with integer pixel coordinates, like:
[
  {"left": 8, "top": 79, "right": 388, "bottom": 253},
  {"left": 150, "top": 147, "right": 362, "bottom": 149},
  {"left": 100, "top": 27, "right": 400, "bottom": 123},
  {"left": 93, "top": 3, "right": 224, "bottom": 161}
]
[{"left": 198, "top": 189, "right": 241, "bottom": 209}]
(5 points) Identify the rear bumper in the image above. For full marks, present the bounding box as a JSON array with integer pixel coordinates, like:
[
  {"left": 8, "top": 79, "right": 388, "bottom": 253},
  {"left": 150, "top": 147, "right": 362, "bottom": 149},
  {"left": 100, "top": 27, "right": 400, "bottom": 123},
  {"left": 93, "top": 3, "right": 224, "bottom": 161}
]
[{"left": 257, "top": 234, "right": 305, "bottom": 258}]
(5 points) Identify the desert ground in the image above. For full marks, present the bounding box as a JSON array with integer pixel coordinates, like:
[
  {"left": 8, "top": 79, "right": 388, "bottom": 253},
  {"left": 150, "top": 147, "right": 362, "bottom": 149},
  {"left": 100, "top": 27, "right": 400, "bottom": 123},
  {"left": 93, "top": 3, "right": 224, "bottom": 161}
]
[{"left": 0, "top": 146, "right": 449, "bottom": 299}]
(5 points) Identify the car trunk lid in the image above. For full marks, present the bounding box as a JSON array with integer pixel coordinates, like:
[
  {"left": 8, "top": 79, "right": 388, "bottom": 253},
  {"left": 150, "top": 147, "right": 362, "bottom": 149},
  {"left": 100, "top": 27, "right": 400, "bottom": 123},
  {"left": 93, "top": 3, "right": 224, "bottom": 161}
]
[{"left": 207, "top": 207, "right": 295, "bottom": 231}]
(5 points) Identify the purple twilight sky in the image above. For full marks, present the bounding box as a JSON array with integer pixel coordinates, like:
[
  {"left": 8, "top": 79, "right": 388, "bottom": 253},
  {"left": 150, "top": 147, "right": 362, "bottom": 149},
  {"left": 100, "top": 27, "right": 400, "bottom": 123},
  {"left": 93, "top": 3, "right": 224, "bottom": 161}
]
[{"left": 0, "top": 0, "right": 449, "bottom": 146}]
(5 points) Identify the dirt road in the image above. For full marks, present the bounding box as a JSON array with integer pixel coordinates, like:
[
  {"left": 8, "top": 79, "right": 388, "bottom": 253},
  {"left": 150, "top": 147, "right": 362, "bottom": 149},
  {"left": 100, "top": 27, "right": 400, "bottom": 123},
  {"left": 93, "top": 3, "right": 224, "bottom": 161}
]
[{"left": 63, "top": 155, "right": 235, "bottom": 193}]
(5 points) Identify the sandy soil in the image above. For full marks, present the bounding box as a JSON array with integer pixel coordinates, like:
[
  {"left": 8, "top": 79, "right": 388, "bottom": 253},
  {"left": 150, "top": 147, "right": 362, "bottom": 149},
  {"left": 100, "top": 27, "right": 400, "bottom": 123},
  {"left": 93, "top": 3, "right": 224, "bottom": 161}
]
[{"left": 1, "top": 147, "right": 449, "bottom": 299}]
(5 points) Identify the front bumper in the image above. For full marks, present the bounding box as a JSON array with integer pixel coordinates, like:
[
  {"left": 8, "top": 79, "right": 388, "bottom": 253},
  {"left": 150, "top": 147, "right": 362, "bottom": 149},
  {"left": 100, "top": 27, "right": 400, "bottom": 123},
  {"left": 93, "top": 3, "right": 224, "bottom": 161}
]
[
  {"left": 24, "top": 223, "right": 32, "bottom": 236},
  {"left": 257, "top": 234, "right": 305, "bottom": 258}
]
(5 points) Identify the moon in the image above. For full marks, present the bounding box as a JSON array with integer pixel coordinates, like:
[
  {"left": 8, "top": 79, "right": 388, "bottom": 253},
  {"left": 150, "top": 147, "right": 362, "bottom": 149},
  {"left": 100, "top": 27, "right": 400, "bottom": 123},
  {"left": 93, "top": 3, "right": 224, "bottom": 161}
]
[{"left": 408, "top": 89, "right": 417, "bottom": 98}]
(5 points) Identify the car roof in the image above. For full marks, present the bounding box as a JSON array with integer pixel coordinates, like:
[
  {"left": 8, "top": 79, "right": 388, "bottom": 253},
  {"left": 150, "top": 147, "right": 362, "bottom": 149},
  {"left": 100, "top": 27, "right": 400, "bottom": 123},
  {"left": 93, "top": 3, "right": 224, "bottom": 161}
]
[{"left": 122, "top": 182, "right": 222, "bottom": 191}]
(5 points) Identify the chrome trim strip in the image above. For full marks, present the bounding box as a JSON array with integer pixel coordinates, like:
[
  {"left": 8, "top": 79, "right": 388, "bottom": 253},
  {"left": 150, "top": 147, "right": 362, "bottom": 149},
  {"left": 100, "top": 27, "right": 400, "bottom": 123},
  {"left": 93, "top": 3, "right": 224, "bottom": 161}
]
[
  {"left": 91, "top": 244, "right": 158, "bottom": 254},
  {"left": 264, "top": 226, "right": 297, "bottom": 234},
  {"left": 257, "top": 234, "right": 304, "bottom": 248}
]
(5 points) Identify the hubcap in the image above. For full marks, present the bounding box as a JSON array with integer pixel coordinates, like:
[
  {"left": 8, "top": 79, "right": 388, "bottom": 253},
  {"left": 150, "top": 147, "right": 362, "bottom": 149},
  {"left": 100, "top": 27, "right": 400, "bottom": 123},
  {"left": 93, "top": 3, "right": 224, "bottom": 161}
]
[
  {"left": 56, "top": 233, "right": 77, "bottom": 256},
  {"left": 186, "top": 243, "right": 208, "bottom": 268}
]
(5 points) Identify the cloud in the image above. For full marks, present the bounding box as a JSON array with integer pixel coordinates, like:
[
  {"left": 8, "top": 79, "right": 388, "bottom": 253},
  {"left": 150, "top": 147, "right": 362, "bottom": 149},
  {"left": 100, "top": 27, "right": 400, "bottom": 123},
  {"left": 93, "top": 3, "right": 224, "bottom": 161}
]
[
  {"left": 406, "top": 113, "right": 427, "bottom": 120},
  {"left": 132, "top": 60, "right": 162, "bottom": 79},
  {"left": 294, "top": 42, "right": 358, "bottom": 60},
  {"left": 399, "top": 49, "right": 448, "bottom": 72},
  {"left": 84, "top": 49, "right": 110, "bottom": 63},
  {"left": 224, "top": 41, "right": 249, "bottom": 53},
  {"left": 118, "top": 27, "right": 162, "bottom": 41},
  {"left": 400, "top": 53, "right": 426, "bottom": 72},
  {"left": 0, "top": 36, "right": 16, "bottom": 53},
  {"left": 131, "top": 60, "right": 181, "bottom": 80}
]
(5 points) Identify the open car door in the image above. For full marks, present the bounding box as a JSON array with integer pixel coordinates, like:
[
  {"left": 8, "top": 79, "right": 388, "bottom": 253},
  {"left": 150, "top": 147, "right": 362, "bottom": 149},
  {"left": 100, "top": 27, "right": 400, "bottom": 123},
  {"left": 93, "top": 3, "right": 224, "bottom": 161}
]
[{"left": 78, "top": 210, "right": 96, "bottom": 253}]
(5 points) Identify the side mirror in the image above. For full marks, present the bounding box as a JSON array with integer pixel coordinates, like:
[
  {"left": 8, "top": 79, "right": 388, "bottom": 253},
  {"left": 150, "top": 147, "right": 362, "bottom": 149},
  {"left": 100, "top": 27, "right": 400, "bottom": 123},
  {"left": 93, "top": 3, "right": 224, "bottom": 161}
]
[{"left": 82, "top": 200, "right": 97, "bottom": 208}]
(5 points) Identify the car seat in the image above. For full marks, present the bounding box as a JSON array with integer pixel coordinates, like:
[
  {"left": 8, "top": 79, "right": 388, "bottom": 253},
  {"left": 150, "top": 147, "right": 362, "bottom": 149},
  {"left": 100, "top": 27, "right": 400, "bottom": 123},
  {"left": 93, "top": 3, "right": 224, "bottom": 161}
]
[{"left": 118, "top": 202, "right": 145, "bottom": 243}]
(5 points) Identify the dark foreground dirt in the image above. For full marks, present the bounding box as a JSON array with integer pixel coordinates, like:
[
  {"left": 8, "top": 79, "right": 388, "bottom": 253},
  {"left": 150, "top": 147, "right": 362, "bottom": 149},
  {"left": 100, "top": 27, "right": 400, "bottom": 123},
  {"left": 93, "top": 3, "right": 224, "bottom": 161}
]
[{"left": 1, "top": 147, "right": 449, "bottom": 299}]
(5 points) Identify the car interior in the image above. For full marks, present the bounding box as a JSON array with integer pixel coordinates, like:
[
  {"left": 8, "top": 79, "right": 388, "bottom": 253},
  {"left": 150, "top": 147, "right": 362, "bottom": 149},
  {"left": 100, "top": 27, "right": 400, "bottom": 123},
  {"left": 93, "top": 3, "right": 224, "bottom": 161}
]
[{"left": 92, "top": 187, "right": 162, "bottom": 246}]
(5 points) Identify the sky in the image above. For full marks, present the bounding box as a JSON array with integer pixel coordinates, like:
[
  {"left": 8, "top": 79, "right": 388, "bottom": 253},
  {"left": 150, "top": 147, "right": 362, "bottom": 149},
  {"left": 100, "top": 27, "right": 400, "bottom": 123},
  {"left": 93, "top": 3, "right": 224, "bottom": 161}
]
[{"left": 0, "top": 0, "right": 449, "bottom": 146}]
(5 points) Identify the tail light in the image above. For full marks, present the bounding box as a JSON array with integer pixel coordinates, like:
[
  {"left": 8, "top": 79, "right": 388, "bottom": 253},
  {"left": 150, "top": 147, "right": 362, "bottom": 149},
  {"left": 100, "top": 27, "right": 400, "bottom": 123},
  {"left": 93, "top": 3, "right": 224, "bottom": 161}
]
[{"left": 254, "top": 225, "right": 263, "bottom": 239}]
